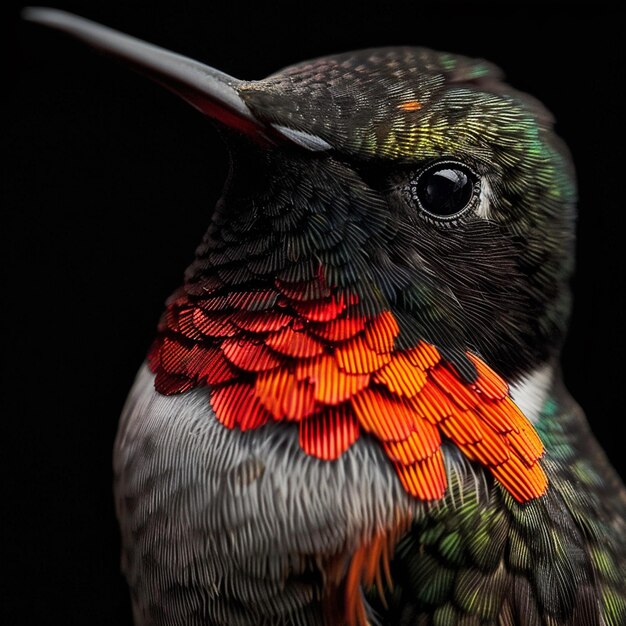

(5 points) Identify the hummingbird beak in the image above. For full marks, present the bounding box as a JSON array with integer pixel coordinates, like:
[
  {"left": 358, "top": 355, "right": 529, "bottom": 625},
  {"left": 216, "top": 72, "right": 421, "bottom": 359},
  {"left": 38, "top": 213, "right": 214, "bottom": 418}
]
[{"left": 22, "top": 7, "right": 269, "bottom": 140}]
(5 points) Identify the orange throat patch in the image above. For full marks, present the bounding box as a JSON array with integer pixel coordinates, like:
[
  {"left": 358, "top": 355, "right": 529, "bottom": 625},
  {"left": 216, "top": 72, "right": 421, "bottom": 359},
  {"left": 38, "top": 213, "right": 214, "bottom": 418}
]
[{"left": 149, "top": 284, "right": 547, "bottom": 504}]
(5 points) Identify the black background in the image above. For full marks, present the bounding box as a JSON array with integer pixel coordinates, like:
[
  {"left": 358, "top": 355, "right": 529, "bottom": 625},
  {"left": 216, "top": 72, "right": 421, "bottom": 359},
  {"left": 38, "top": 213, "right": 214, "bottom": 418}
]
[{"left": 4, "top": 2, "right": 625, "bottom": 624}]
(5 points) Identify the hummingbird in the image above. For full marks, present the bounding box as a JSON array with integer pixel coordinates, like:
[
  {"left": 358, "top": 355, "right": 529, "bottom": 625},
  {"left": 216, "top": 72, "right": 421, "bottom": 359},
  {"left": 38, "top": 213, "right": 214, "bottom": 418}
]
[{"left": 25, "top": 8, "right": 626, "bottom": 626}]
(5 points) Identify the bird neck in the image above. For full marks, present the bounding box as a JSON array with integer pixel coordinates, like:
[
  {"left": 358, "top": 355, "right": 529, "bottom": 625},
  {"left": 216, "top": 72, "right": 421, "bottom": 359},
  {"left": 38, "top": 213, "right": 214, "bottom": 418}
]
[{"left": 148, "top": 148, "right": 551, "bottom": 503}]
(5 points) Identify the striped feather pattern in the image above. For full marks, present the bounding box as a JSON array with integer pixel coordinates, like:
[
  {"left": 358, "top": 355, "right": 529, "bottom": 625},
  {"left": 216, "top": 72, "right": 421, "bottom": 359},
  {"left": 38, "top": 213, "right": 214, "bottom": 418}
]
[{"left": 149, "top": 281, "right": 547, "bottom": 503}]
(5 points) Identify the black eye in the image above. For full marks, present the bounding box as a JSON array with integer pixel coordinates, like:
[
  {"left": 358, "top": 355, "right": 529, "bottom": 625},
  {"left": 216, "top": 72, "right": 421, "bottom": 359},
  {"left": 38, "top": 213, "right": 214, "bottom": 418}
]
[{"left": 410, "top": 161, "right": 479, "bottom": 220}]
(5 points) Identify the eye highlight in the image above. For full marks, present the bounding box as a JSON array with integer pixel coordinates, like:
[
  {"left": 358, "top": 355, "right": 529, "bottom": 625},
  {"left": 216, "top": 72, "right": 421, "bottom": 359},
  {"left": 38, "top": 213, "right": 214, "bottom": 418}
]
[{"left": 410, "top": 161, "right": 480, "bottom": 221}]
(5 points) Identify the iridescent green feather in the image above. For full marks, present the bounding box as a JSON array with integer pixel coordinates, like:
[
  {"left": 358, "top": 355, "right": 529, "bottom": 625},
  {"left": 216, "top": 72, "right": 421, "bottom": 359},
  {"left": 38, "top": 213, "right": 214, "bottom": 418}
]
[{"left": 368, "top": 384, "right": 626, "bottom": 625}]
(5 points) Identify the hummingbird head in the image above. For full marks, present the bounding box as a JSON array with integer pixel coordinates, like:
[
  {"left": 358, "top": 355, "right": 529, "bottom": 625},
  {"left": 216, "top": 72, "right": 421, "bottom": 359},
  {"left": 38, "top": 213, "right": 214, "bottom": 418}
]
[
  {"left": 234, "top": 48, "right": 577, "bottom": 381},
  {"left": 28, "top": 9, "right": 575, "bottom": 502}
]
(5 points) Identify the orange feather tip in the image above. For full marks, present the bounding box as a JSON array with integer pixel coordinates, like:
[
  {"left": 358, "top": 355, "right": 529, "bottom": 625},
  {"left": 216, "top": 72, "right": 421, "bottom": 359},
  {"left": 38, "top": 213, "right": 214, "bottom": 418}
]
[
  {"left": 222, "top": 338, "right": 281, "bottom": 371},
  {"left": 336, "top": 335, "right": 392, "bottom": 374},
  {"left": 341, "top": 516, "right": 411, "bottom": 626},
  {"left": 430, "top": 364, "right": 480, "bottom": 410},
  {"left": 374, "top": 352, "right": 427, "bottom": 396},
  {"left": 405, "top": 341, "right": 440, "bottom": 369},
  {"left": 393, "top": 451, "right": 447, "bottom": 500},
  {"left": 189, "top": 309, "right": 237, "bottom": 338},
  {"left": 296, "top": 354, "right": 370, "bottom": 404},
  {"left": 351, "top": 388, "right": 414, "bottom": 441},
  {"left": 476, "top": 399, "right": 520, "bottom": 434},
  {"left": 265, "top": 325, "right": 325, "bottom": 358},
  {"left": 398, "top": 100, "right": 422, "bottom": 111},
  {"left": 153, "top": 370, "right": 194, "bottom": 395},
  {"left": 298, "top": 406, "right": 360, "bottom": 460},
  {"left": 464, "top": 427, "right": 511, "bottom": 466},
  {"left": 363, "top": 310, "right": 399, "bottom": 353},
  {"left": 211, "top": 383, "right": 271, "bottom": 430},
  {"left": 490, "top": 455, "right": 548, "bottom": 503},
  {"left": 175, "top": 308, "right": 206, "bottom": 340},
  {"left": 438, "top": 409, "right": 487, "bottom": 445},
  {"left": 409, "top": 382, "right": 454, "bottom": 423},
  {"left": 382, "top": 426, "right": 441, "bottom": 464},
  {"left": 308, "top": 316, "right": 366, "bottom": 342},
  {"left": 255, "top": 369, "right": 317, "bottom": 421}
]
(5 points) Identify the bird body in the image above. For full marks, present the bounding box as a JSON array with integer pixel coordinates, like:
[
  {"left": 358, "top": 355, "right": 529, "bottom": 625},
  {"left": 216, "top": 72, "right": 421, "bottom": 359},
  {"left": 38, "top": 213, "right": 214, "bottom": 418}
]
[
  {"left": 26, "top": 9, "right": 626, "bottom": 625},
  {"left": 115, "top": 367, "right": 626, "bottom": 626}
]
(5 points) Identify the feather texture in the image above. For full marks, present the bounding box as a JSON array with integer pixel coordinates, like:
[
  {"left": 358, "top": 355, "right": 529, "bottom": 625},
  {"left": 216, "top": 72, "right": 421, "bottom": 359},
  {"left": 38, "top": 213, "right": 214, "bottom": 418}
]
[{"left": 149, "top": 283, "right": 547, "bottom": 503}]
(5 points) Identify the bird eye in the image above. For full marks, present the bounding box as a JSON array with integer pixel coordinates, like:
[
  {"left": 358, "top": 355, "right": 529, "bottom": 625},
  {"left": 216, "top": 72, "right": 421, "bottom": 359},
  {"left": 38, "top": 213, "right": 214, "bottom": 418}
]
[{"left": 410, "top": 161, "right": 479, "bottom": 220}]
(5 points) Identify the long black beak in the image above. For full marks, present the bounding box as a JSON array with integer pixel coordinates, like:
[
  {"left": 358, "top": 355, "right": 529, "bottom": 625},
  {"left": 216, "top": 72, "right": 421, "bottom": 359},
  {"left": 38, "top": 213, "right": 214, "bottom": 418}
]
[{"left": 22, "top": 7, "right": 268, "bottom": 139}]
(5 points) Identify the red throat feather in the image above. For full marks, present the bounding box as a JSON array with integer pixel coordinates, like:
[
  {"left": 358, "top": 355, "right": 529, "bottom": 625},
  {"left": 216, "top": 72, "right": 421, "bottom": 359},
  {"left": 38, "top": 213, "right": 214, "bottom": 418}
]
[{"left": 149, "top": 282, "right": 548, "bottom": 503}]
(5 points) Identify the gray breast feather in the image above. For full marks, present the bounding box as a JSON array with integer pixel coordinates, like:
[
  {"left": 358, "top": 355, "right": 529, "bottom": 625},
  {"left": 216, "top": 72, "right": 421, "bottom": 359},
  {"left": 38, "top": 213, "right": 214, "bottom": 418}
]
[{"left": 113, "top": 364, "right": 481, "bottom": 625}]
